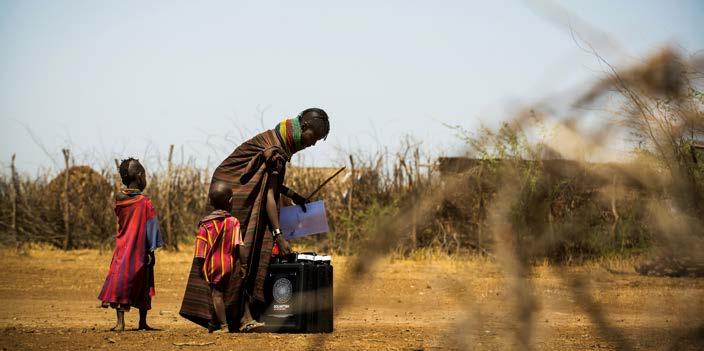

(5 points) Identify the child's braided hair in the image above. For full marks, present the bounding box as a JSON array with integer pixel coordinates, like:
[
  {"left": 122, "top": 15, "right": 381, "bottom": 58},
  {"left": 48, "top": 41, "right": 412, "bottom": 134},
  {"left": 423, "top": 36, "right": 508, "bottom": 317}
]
[{"left": 118, "top": 157, "right": 142, "bottom": 186}]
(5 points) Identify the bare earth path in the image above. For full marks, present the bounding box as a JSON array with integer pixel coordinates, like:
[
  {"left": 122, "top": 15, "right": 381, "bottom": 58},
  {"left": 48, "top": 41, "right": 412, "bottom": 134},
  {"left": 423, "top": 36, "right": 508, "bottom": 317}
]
[{"left": 0, "top": 248, "right": 702, "bottom": 350}]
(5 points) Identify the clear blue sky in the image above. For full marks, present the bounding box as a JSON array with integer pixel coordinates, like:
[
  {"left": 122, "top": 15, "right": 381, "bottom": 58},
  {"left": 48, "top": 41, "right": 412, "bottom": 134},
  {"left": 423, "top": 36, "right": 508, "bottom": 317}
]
[{"left": 1, "top": 0, "right": 702, "bottom": 173}]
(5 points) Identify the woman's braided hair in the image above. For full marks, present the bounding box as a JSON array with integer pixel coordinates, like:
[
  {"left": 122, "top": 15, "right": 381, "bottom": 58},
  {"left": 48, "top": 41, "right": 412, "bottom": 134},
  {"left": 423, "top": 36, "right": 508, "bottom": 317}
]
[{"left": 298, "top": 107, "right": 330, "bottom": 140}]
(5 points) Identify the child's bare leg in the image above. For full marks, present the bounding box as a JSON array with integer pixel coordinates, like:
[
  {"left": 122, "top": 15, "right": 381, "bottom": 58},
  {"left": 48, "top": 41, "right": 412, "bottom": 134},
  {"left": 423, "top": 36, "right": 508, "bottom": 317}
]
[
  {"left": 211, "top": 289, "right": 228, "bottom": 329},
  {"left": 137, "top": 308, "right": 154, "bottom": 330},
  {"left": 111, "top": 310, "right": 125, "bottom": 332}
]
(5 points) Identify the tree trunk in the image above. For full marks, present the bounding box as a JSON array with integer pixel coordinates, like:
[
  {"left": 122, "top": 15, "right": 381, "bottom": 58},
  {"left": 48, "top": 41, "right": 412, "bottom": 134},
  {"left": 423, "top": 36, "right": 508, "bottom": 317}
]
[
  {"left": 611, "top": 175, "right": 620, "bottom": 248},
  {"left": 10, "top": 154, "right": 21, "bottom": 251},
  {"left": 62, "top": 149, "right": 71, "bottom": 250},
  {"left": 410, "top": 148, "right": 420, "bottom": 252},
  {"left": 165, "top": 144, "right": 176, "bottom": 250},
  {"left": 477, "top": 166, "right": 484, "bottom": 249},
  {"left": 346, "top": 155, "right": 355, "bottom": 255},
  {"left": 413, "top": 148, "right": 421, "bottom": 187}
]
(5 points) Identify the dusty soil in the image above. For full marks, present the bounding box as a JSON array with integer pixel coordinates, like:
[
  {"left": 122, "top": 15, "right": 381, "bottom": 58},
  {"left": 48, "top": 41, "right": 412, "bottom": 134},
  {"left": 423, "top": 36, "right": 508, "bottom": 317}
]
[{"left": 0, "top": 248, "right": 702, "bottom": 350}]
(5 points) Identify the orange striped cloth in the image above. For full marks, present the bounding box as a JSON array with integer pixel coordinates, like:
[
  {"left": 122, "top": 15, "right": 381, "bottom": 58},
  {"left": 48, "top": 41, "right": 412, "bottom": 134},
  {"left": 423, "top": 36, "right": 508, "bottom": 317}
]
[{"left": 194, "top": 210, "right": 242, "bottom": 287}]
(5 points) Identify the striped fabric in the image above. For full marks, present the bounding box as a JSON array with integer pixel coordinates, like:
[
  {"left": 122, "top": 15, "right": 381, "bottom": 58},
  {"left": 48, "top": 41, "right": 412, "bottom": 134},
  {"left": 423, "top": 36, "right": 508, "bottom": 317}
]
[
  {"left": 98, "top": 193, "right": 164, "bottom": 310},
  {"left": 194, "top": 214, "right": 242, "bottom": 287},
  {"left": 179, "top": 257, "right": 245, "bottom": 330},
  {"left": 179, "top": 258, "right": 215, "bottom": 328},
  {"left": 180, "top": 128, "right": 288, "bottom": 329},
  {"left": 211, "top": 129, "right": 287, "bottom": 302}
]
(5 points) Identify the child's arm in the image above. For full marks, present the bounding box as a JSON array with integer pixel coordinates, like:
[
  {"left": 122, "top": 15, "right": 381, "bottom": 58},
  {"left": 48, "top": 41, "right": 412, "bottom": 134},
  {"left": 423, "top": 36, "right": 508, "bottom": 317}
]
[
  {"left": 195, "top": 257, "right": 205, "bottom": 279},
  {"left": 237, "top": 244, "right": 249, "bottom": 278},
  {"left": 145, "top": 199, "right": 165, "bottom": 251},
  {"left": 229, "top": 219, "right": 248, "bottom": 278},
  {"left": 194, "top": 226, "right": 208, "bottom": 279},
  {"left": 146, "top": 251, "right": 156, "bottom": 267}
]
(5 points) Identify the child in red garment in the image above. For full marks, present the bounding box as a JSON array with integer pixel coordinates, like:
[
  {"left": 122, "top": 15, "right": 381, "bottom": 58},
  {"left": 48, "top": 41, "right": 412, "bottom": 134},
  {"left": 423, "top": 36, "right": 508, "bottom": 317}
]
[
  {"left": 98, "top": 158, "right": 164, "bottom": 331},
  {"left": 194, "top": 182, "right": 263, "bottom": 332}
]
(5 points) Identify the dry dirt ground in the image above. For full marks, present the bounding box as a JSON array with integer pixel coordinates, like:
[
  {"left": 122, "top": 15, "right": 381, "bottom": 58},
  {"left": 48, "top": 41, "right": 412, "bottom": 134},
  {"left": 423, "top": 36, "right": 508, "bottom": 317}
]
[{"left": 0, "top": 248, "right": 702, "bottom": 350}]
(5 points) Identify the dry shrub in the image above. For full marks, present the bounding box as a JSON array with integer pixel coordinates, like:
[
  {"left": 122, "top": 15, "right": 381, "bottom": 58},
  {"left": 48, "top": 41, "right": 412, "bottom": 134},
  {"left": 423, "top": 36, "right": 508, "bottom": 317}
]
[
  {"left": 307, "top": 46, "right": 704, "bottom": 350},
  {"left": 45, "top": 166, "right": 114, "bottom": 248},
  {"left": 144, "top": 164, "right": 210, "bottom": 250}
]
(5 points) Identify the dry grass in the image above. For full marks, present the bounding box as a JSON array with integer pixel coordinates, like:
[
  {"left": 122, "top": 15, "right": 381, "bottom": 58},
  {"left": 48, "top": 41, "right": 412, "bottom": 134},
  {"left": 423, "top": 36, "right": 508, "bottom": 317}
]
[{"left": 0, "top": 247, "right": 702, "bottom": 350}]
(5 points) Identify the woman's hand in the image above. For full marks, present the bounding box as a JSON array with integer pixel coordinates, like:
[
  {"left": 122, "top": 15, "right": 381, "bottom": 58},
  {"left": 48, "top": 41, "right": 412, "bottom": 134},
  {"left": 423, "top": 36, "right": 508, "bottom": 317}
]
[
  {"left": 281, "top": 185, "right": 308, "bottom": 212},
  {"left": 275, "top": 235, "right": 292, "bottom": 255},
  {"left": 263, "top": 148, "right": 286, "bottom": 175},
  {"left": 291, "top": 193, "right": 308, "bottom": 213}
]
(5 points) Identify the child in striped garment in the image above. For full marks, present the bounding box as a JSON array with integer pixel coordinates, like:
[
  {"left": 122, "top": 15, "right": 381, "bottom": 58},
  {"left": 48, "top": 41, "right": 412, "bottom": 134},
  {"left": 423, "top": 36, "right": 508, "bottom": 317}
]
[{"left": 194, "top": 182, "right": 263, "bottom": 332}]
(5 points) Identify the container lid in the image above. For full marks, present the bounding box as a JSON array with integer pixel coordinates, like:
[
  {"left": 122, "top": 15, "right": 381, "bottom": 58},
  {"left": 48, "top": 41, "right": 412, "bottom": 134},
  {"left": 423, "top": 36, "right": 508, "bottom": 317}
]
[
  {"left": 296, "top": 253, "right": 316, "bottom": 261},
  {"left": 314, "top": 255, "right": 332, "bottom": 262},
  {"left": 295, "top": 253, "right": 332, "bottom": 263}
]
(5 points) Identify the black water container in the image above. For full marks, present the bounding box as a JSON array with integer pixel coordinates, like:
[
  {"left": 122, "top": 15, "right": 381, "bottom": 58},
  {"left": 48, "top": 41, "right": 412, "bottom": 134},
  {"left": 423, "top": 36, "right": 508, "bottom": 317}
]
[
  {"left": 313, "top": 260, "right": 333, "bottom": 333},
  {"left": 258, "top": 253, "right": 333, "bottom": 333}
]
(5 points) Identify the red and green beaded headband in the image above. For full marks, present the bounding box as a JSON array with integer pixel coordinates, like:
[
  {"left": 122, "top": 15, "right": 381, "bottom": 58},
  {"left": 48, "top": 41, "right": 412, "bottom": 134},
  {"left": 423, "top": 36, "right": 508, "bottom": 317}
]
[{"left": 276, "top": 116, "right": 302, "bottom": 157}]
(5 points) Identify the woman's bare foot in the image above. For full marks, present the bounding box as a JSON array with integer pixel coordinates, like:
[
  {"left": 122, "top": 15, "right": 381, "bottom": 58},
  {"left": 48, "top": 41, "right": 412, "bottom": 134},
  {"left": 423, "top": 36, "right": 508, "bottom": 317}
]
[
  {"left": 238, "top": 298, "right": 264, "bottom": 332},
  {"left": 239, "top": 300, "right": 255, "bottom": 326},
  {"left": 239, "top": 320, "right": 265, "bottom": 332}
]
